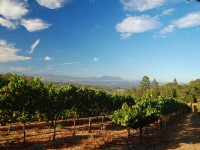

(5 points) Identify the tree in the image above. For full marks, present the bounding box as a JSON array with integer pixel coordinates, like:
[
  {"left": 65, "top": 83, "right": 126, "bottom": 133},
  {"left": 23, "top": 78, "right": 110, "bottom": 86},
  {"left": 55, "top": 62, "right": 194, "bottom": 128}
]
[
  {"left": 139, "top": 76, "right": 151, "bottom": 97},
  {"left": 140, "top": 76, "right": 151, "bottom": 90},
  {"left": 173, "top": 78, "right": 178, "bottom": 86},
  {"left": 151, "top": 79, "right": 160, "bottom": 98},
  {"left": 151, "top": 78, "right": 158, "bottom": 89}
]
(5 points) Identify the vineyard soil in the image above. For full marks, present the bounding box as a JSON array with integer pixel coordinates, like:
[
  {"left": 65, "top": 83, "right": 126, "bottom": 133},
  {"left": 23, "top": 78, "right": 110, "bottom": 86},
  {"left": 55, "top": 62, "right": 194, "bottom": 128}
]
[
  {"left": 157, "top": 112, "right": 200, "bottom": 149},
  {"left": 0, "top": 113, "right": 200, "bottom": 149}
]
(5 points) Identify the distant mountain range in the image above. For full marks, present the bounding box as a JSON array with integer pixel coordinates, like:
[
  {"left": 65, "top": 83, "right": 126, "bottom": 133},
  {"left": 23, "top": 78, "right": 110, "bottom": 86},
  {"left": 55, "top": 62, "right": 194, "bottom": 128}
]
[
  {"left": 31, "top": 74, "right": 140, "bottom": 88},
  {"left": 1, "top": 72, "right": 179, "bottom": 88}
]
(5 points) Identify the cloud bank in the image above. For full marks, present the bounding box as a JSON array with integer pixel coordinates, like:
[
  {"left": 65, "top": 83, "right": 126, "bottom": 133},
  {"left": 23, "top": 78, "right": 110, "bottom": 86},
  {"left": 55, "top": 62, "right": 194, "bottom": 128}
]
[
  {"left": 0, "top": 0, "right": 28, "bottom": 20},
  {"left": 0, "top": 39, "right": 31, "bottom": 62}
]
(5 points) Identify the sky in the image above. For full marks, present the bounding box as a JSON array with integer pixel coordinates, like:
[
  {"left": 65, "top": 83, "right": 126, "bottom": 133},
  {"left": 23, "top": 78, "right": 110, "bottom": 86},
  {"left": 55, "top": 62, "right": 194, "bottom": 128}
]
[{"left": 0, "top": 0, "right": 200, "bottom": 82}]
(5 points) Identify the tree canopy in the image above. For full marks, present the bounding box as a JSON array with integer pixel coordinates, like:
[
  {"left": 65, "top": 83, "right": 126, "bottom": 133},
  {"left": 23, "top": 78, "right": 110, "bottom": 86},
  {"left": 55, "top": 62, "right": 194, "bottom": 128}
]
[{"left": 127, "top": 75, "right": 199, "bottom": 103}]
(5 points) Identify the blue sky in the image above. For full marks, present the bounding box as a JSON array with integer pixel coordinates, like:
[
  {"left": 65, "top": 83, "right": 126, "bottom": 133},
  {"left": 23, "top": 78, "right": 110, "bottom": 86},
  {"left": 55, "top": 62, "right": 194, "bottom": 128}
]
[{"left": 0, "top": 0, "right": 200, "bottom": 82}]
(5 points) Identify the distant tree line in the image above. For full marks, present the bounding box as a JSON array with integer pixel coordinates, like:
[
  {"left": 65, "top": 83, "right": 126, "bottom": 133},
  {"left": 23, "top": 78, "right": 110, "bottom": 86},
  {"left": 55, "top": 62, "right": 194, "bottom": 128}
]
[{"left": 127, "top": 75, "right": 199, "bottom": 103}]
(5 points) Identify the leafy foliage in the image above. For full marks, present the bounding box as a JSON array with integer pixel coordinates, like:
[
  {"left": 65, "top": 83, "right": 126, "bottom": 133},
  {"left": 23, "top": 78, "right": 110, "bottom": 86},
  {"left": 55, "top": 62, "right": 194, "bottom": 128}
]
[
  {"left": 0, "top": 74, "right": 135, "bottom": 125},
  {"left": 112, "top": 97, "right": 189, "bottom": 131},
  {"left": 128, "top": 75, "right": 200, "bottom": 103},
  {"left": 112, "top": 98, "right": 161, "bottom": 130}
]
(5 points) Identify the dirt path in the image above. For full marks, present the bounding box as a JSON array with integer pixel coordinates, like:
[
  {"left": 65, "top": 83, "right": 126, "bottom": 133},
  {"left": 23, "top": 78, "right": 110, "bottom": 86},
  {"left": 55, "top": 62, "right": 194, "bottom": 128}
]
[{"left": 158, "top": 112, "right": 200, "bottom": 149}]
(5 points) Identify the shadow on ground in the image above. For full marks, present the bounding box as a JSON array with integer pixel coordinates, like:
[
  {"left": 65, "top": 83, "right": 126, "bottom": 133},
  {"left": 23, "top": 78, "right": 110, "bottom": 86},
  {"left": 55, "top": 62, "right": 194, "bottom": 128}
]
[
  {"left": 158, "top": 112, "right": 200, "bottom": 149},
  {"left": 0, "top": 134, "right": 88, "bottom": 150}
]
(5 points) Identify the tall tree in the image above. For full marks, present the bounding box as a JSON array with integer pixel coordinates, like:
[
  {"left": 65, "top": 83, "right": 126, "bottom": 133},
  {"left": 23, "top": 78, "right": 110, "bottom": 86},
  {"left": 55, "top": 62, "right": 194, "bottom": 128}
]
[
  {"left": 140, "top": 76, "right": 150, "bottom": 90},
  {"left": 151, "top": 78, "right": 160, "bottom": 98},
  {"left": 151, "top": 78, "right": 158, "bottom": 89},
  {"left": 173, "top": 78, "right": 178, "bottom": 86}
]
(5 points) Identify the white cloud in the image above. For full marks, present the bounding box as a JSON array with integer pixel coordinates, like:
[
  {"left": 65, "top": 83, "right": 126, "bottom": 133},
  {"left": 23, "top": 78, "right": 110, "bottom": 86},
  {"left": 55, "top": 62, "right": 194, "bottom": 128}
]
[
  {"left": 0, "top": 39, "right": 31, "bottom": 62},
  {"left": 116, "top": 15, "right": 159, "bottom": 39},
  {"left": 45, "top": 56, "right": 52, "bottom": 61},
  {"left": 162, "top": 8, "right": 175, "bottom": 16},
  {"left": 120, "top": 0, "right": 165, "bottom": 12},
  {"left": 93, "top": 57, "right": 100, "bottom": 62},
  {"left": 159, "top": 11, "right": 200, "bottom": 37},
  {"left": 29, "top": 39, "right": 40, "bottom": 54},
  {"left": 0, "top": 17, "right": 16, "bottom": 29},
  {"left": 160, "top": 25, "right": 175, "bottom": 35},
  {"left": 36, "top": 0, "right": 69, "bottom": 9},
  {"left": 21, "top": 18, "right": 51, "bottom": 32},
  {"left": 61, "top": 62, "right": 80, "bottom": 65},
  {"left": 172, "top": 11, "right": 200, "bottom": 28},
  {"left": 0, "top": 0, "right": 28, "bottom": 19},
  {"left": 120, "top": 33, "right": 132, "bottom": 39}
]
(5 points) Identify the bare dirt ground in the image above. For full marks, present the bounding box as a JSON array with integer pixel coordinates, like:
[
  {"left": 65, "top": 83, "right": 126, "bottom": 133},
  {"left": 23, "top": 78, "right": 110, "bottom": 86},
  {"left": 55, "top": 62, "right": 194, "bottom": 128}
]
[
  {"left": 157, "top": 112, "right": 200, "bottom": 150},
  {"left": 0, "top": 112, "right": 200, "bottom": 150}
]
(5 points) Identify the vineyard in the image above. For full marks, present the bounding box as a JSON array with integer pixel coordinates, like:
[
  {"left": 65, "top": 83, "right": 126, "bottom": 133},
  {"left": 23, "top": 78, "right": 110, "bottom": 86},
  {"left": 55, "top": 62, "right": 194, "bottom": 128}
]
[{"left": 0, "top": 74, "right": 191, "bottom": 149}]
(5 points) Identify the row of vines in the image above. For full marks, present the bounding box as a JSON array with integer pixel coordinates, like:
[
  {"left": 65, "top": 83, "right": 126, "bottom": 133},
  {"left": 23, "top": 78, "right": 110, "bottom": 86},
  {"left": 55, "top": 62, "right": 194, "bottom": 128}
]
[
  {"left": 0, "top": 74, "right": 190, "bottom": 146},
  {"left": 0, "top": 74, "right": 135, "bottom": 143},
  {"left": 112, "top": 96, "right": 190, "bottom": 144}
]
